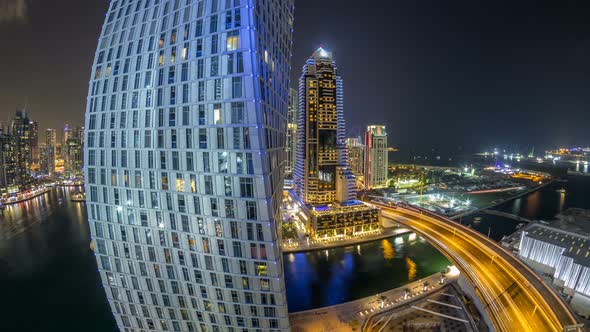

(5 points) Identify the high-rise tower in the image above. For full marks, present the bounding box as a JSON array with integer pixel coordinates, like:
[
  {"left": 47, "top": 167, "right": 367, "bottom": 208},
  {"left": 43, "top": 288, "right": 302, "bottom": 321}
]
[
  {"left": 346, "top": 137, "right": 364, "bottom": 177},
  {"left": 10, "top": 110, "right": 33, "bottom": 190},
  {"left": 285, "top": 88, "right": 298, "bottom": 179},
  {"left": 364, "top": 125, "right": 388, "bottom": 189},
  {"left": 292, "top": 49, "right": 379, "bottom": 239},
  {"left": 45, "top": 128, "right": 57, "bottom": 147},
  {"left": 84, "top": 1, "right": 294, "bottom": 331},
  {"left": 294, "top": 48, "right": 346, "bottom": 204},
  {"left": 29, "top": 120, "right": 39, "bottom": 167}
]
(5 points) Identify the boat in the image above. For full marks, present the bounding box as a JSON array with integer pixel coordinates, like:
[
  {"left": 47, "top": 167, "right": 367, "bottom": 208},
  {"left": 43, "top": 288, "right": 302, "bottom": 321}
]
[
  {"left": 71, "top": 191, "right": 86, "bottom": 202},
  {"left": 556, "top": 188, "right": 566, "bottom": 194}
]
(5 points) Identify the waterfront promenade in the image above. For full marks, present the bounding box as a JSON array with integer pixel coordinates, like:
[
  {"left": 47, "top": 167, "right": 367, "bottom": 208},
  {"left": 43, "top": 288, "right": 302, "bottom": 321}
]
[
  {"left": 1, "top": 187, "right": 51, "bottom": 205},
  {"left": 282, "top": 226, "right": 412, "bottom": 253},
  {"left": 290, "top": 271, "right": 459, "bottom": 331}
]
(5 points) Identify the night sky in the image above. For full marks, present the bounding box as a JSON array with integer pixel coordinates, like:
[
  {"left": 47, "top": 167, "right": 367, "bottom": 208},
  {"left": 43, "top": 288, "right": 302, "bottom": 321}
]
[{"left": 0, "top": 0, "right": 589, "bottom": 152}]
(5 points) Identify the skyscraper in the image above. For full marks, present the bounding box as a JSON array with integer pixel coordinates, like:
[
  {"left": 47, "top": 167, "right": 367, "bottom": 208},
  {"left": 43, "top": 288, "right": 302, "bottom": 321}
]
[
  {"left": 64, "top": 126, "right": 84, "bottom": 177},
  {"left": 346, "top": 137, "right": 364, "bottom": 177},
  {"left": 65, "top": 137, "right": 82, "bottom": 177},
  {"left": 292, "top": 49, "right": 379, "bottom": 239},
  {"left": 84, "top": 1, "right": 294, "bottom": 331},
  {"left": 285, "top": 88, "right": 298, "bottom": 178},
  {"left": 77, "top": 126, "right": 85, "bottom": 147},
  {"left": 45, "top": 128, "right": 57, "bottom": 147},
  {"left": 10, "top": 110, "right": 33, "bottom": 191},
  {"left": 294, "top": 48, "right": 345, "bottom": 204},
  {"left": 0, "top": 128, "right": 14, "bottom": 190},
  {"left": 39, "top": 144, "right": 56, "bottom": 176},
  {"left": 63, "top": 124, "right": 72, "bottom": 147},
  {"left": 364, "top": 125, "right": 389, "bottom": 189},
  {"left": 29, "top": 120, "right": 39, "bottom": 167}
]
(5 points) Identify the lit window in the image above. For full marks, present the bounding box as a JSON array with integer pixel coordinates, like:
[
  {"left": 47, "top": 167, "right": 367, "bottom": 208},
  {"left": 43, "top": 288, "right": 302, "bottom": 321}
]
[{"left": 227, "top": 35, "right": 239, "bottom": 51}]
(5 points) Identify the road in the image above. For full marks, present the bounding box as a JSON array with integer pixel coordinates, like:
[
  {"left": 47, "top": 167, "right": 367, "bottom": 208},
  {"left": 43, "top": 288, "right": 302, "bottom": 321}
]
[{"left": 375, "top": 203, "right": 579, "bottom": 332}]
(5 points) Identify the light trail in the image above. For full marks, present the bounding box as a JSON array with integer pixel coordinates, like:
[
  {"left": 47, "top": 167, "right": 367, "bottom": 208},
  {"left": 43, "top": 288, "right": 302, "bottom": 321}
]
[{"left": 375, "top": 203, "right": 579, "bottom": 332}]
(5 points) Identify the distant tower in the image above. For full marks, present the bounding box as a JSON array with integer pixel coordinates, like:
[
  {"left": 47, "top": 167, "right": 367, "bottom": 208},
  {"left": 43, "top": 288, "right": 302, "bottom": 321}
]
[
  {"left": 29, "top": 121, "right": 39, "bottom": 166},
  {"left": 0, "top": 129, "right": 13, "bottom": 189},
  {"left": 65, "top": 137, "right": 82, "bottom": 177},
  {"left": 294, "top": 47, "right": 347, "bottom": 204},
  {"left": 77, "top": 126, "right": 84, "bottom": 147},
  {"left": 346, "top": 137, "right": 364, "bottom": 176},
  {"left": 45, "top": 129, "right": 57, "bottom": 147},
  {"left": 62, "top": 124, "right": 72, "bottom": 146},
  {"left": 364, "top": 125, "right": 388, "bottom": 189},
  {"left": 10, "top": 110, "right": 33, "bottom": 190}
]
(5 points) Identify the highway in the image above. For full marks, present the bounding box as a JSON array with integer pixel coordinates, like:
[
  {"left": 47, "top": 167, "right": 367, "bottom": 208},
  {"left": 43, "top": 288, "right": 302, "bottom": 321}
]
[{"left": 374, "top": 202, "right": 580, "bottom": 332}]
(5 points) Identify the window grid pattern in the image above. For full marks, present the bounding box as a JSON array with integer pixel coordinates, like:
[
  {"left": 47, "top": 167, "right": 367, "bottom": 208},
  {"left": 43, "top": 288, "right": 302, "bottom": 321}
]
[{"left": 85, "top": 1, "right": 294, "bottom": 331}]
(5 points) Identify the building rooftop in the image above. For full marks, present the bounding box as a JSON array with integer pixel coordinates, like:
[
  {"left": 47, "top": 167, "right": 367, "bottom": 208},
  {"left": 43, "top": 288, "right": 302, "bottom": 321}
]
[
  {"left": 308, "top": 200, "right": 378, "bottom": 216},
  {"left": 525, "top": 223, "right": 590, "bottom": 267}
]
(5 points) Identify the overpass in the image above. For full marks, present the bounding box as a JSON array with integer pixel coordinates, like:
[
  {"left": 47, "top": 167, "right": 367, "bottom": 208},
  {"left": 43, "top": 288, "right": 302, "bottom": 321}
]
[{"left": 373, "top": 202, "right": 580, "bottom": 332}]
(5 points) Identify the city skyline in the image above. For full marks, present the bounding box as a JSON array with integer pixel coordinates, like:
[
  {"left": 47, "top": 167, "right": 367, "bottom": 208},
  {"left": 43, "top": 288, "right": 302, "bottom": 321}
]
[
  {"left": 2, "top": 0, "right": 590, "bottom": 151},
  {"left": 0, "top": 1, "right": 589, "bottom": 332}
]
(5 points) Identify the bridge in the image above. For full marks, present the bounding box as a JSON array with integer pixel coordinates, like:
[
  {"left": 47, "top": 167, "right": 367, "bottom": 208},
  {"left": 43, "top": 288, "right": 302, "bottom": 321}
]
[
  {"left": 481, "top": 209, "right": 534, "bottom": 223},
  {"left": 373, "top": 202, "right": 580, "bottom": 332}
]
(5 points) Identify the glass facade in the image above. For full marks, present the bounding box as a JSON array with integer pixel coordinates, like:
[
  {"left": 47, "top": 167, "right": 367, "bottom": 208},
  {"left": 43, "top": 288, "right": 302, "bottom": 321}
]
[{"left": 84, "top": 1, "right": 294, "bottom": 331}]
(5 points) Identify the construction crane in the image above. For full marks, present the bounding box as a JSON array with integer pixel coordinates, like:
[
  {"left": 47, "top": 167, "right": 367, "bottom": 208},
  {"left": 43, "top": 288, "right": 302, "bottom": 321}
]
[{"left": 418, "top": 170, "right": 426, "bottom": 204}]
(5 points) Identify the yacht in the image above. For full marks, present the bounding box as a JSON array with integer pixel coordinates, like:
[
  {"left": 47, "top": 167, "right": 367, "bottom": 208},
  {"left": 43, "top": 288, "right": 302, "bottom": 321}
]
[{"left": 70, "top": 191, "right": 86, "bottom": 202}]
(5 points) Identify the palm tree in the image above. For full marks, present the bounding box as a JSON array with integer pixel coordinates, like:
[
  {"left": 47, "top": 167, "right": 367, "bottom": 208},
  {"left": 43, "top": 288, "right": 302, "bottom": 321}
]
[{"left": 403, "top": 288, "right": 411, "bottom": 300}]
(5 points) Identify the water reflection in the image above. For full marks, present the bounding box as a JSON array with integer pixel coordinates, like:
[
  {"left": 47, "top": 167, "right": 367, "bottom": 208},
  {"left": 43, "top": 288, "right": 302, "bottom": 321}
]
[
  {"left": 382, "top": 239, "right": 395, "bottom": 261},
  {"left": 557, "top": 191, "right": 565, "bottom": 213},
  {"left": 406, "top": 256, "right": 417, "bottom": 281},
  {"left": 0, "top": 187, "right": 117, "bottom": 332},
  {"left": 511, "top": 198, "right": 522, "bottom": 215},
  {"left": 284, "top": 234, "right": 449, "bottom": 312},
  {"left": 523, "top": 191, "right": 540, "bottom": 219}
]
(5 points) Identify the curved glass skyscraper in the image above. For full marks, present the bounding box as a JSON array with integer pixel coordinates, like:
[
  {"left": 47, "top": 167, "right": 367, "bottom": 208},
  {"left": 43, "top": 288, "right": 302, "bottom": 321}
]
[{"left": 84, "top": 1, "right": 294, "bottom": 331}]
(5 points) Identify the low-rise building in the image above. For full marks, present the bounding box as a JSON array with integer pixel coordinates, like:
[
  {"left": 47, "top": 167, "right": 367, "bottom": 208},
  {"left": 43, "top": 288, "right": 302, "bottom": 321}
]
[
  {"left": 303, "top": 199, "right": 380, "bottom": 239},
  {"left": 518, "top": 223, "right": 590, "bottom": 318}
]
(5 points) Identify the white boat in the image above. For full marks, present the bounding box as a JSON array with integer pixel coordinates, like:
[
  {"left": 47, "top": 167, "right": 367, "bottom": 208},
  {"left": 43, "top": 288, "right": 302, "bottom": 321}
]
[{"left": 71, "top": 191, "right": 86, "bottom": 202}]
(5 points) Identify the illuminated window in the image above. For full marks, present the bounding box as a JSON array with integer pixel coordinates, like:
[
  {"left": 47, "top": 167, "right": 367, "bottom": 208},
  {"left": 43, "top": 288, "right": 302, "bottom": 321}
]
[
  {"left": 227, "top": 32, "right": 239, "bottom": 51},
  {"left": 213, "top": 104, "right": 223, "bottom": 124},
  {"left": 255, "top": 262, "right": 267, "bottom": 276}
]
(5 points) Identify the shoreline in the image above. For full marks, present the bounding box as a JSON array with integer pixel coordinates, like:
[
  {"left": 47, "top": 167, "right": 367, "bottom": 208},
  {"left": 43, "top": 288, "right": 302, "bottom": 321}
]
[
  {"left": 281, "top": 227, "right": 413, "bottom": 254},
  {"left": 1, "top": 187, "right": 52, "bottom": 206},
  {"left": 450, "top": 179, "right": 554, "bottom": 220}
]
